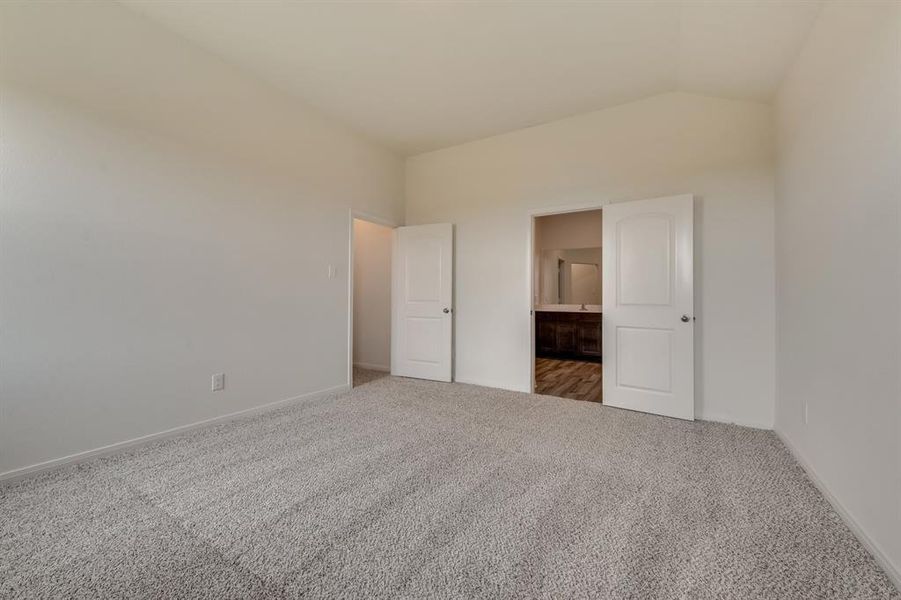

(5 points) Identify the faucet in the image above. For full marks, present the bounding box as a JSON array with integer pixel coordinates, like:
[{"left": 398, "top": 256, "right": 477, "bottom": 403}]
[{"left": 580, "top": 303, "right": 587, "bottom": 311}]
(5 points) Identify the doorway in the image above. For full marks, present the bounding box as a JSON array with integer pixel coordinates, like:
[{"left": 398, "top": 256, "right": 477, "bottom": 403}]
[
  {"left": 348, "top": 212, "right": 396, "bottom": 388},
  {"left": 528, "top": 195, "right": 696, "bottom": 420},
  {"left": 532, "top": 208, "right": 604, "bottom": 403}
]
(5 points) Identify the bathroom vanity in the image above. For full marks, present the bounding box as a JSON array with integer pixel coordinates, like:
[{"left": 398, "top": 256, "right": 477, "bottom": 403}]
[{"left": 535, "top": 307, "right": 602, "bottom": 362}]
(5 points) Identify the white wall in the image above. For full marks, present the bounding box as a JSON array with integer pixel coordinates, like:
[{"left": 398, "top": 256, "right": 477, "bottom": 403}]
[
  {"left": 353, "top": 219, "right": 393, "bottom": 371},
  {"left": 407, "top": 92, "right": 776, "bottom": 427},
  {"left": 775, "top": 0, "right": 901, "bottom": 583},
  {"left": 0, "top": 1, "right": 402, "bottom": 476}
]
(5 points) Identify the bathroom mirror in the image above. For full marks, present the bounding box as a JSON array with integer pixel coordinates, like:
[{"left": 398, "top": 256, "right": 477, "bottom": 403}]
[{"left": 538, "top": 247, "right": 601, "bottom": 305}]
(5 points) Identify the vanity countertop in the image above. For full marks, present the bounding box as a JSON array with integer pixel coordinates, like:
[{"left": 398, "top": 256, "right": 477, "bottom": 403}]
[{"left": 534, "top": 304, "right": 603, "bottom": 313}]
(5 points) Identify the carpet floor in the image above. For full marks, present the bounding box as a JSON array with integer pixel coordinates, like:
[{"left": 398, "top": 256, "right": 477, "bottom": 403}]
[
  {"left": 353, "top": 366, "right": 389, "bottom": 387},
  {"left": 2, "top": 373, "right": 898, "bottom": 599}
]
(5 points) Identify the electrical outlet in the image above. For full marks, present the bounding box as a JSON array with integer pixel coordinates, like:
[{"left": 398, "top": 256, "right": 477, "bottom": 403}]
[
  {"left": 328, "top": 265, "right": 337, "bottom": 279},
  {"left": 212, "top": 373, "right": 225, "bottom": 392}
]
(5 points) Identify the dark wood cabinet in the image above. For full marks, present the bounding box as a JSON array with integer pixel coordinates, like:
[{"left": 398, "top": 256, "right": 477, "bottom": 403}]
[
  {"left": 537, "top": 321, "right": 556, "bottom": 353},
  {"left": 556, "top": 323, "right": 577, "bottom": 353},
  {"left": 535, "top": 311, "right": 602, "bottom": 362}
]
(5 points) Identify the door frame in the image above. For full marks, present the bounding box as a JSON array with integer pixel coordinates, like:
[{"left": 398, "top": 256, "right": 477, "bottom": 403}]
[
  {"left": 526, "top": 201, "right": 609, "bottom": 393},
  {"left": 347, "top": 209, "right": 401, "bottom": 388}
]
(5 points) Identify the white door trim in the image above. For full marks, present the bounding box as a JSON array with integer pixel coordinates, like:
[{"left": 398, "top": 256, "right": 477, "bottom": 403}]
[
  {"left": 347, "top": 209, "right": 401, "bottom": 388},
  {"left": 526, "top": 201, "right": 610, "bottom": 393}
]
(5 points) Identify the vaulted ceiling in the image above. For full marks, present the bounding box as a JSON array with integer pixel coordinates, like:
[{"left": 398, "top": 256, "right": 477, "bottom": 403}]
[{"left": 121, "top": 1, "right": 822, "bottom": 155}]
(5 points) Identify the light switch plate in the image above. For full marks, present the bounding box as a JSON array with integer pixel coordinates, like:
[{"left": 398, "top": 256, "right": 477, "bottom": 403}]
[{"left": 212, "top": 373, "right": 225, "bottom": 392}]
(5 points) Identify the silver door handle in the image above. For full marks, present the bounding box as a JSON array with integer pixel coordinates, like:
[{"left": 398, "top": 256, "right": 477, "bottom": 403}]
[
  {"left": 681, "top": 315, "right": 691, "bottom": 322},
  {"left": 443, "top": 308, "right": 451, "bottom": 314}
]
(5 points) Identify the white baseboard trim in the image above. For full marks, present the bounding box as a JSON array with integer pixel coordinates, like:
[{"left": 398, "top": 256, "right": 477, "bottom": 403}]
[
  {"left": 776, "top": 429, "right": 901, "bottom": 591},
  {"left": 353, "top": 362, "right": 390, "bottom": 372},
  {"left": 457, "top": 379, "right": 775, "bottom": 429},
  {"left": 454, "top": 377, "right": 531, "bottom": 394},
  {"left": 0, "top": 383, "right": 351, "bottom": 485},
  {"left": 697, "top": 412, "right": 773, "bottom": 430}
]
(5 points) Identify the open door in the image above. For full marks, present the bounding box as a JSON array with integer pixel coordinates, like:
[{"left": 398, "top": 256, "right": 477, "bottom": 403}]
[
  {"left": 602, "top": 195, "right": 694, "bottom": 420},
  {"left": 391, "top": 223, "right": 453, "bottom": 382}
]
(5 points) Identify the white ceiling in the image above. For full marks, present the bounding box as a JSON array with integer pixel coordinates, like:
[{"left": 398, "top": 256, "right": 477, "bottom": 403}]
[{"left": 121, "top": 0, "right": 822, "bottom": 155}]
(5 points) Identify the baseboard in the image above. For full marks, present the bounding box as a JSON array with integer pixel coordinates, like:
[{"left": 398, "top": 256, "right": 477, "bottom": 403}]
[
  {"left": 776, "top": 429, "right": 901, "bottom": 591},
  {"left": 0, "top": 383, "right": 351, "bottom": 485},
  {"left": 454, "top": 377, "right": 531, "bottom": 394},
  {"left": 697, "top": 412, "right": 773, "bottom": 430},
  {"left": 456, "top": 379, "right": 776, "bottom": 429},
  {"left": 353, "top": 362, "right": 390, "bottom": 372}
]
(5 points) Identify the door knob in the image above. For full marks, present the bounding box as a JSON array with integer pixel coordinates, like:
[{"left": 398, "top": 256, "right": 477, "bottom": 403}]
[
  {"left": 681, "top": 315, "right": 690, "bottom": 322},
  {"left": 443, "top": 308, "right": 450, "bottom": 314}
]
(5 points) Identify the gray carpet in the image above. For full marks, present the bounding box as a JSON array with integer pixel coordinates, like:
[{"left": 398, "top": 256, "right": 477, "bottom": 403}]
[
  {"left": 2, "top": 373, "right": 898, "bottom": 599},
  {"left": 353, "top": 366, "right": 389, "bottom": 387}
]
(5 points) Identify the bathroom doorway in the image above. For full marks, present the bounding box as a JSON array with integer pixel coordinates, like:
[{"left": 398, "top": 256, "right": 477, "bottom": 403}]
[
  {"left": 528, "top": 195, "right": 695, "bottom": 419},
  {"left": 531, "top": 208, "right": 604, "bottom": 403}
]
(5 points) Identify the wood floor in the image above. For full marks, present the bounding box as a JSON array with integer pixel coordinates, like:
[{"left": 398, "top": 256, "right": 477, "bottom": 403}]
[{"left": 535, "top": 357, "right": 602, "bottom": 403}]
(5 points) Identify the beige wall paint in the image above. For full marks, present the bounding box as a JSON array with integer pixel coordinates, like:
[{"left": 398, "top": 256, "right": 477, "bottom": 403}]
[
  {"left": 775, "top": 0, "right": 901, "bottom": 583},
  {"left": 535, "top": 211, "right": 603, "bottom": 306},
  {"left": 353, "top": 219, "right": 393, "bottom": 371},
  {"left": 407, "top": 92, "right": 776, "bottom": 428},
  {"left": 535, "top": 210, "right": 603, "bottom": 250},
  {"left": 0, "top": 2, "right": 402, "bottom": 476}
]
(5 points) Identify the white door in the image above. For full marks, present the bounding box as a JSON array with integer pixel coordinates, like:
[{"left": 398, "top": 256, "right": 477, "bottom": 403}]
[
  {"left": 391, "top": 223, "right": 453, "bottom": 381},
  {"left": 602, "top": 195, "right": 694, "bottom": 420}
]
